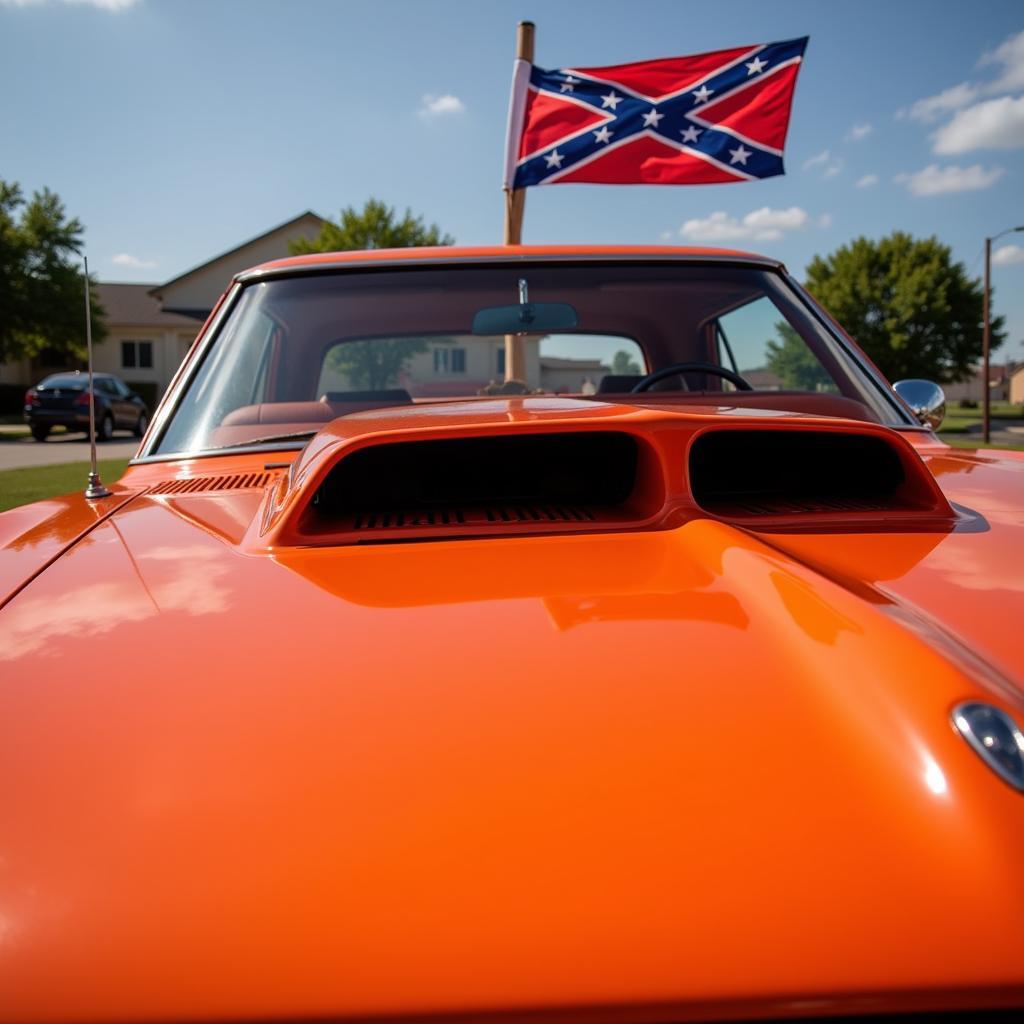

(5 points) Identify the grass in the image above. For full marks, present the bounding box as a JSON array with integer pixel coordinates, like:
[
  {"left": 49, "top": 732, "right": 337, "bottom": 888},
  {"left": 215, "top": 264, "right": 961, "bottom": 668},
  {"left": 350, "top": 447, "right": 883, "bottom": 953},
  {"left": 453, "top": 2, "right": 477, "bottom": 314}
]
[
  {"left": 939, "top": 436, "right": 1024, "bottom": 452},
  {"left": 938, "top": 402, "right": 1024, "bottom": 434},
  {"left": 0, "top": 459, "right": 129, "bottom": 513}
]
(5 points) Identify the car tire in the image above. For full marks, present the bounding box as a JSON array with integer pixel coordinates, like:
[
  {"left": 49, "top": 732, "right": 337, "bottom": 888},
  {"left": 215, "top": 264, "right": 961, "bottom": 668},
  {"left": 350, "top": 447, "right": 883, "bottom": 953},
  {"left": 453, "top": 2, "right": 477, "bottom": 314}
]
[
  {"left": 31, "top": 425, "right": 50, "bottom": 442},
  {"left": 96, "top": 413, "right": 114, "bottom": 442},
  {"left": 134, "top": 411, "right": 149, "bottom": 439}
]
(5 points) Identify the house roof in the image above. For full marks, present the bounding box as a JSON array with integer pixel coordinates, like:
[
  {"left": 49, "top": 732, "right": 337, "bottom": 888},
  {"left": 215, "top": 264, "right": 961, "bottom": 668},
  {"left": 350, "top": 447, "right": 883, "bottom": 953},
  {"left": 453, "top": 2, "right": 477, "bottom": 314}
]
[
  {"left": 95, "top": 283, "right": 203, "bottom": 327},
  {"left": 150, "top": 210, "right": 326, "bottom": 298}
]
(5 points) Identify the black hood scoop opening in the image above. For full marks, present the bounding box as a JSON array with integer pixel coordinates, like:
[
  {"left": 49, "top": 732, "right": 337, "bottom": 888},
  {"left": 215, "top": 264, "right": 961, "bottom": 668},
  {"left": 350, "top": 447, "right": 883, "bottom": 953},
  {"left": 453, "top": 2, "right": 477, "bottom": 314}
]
[
  {"left": 688, "top": 429, "right": 951, "bottom": 524},
  {"left": 298, "top": 431, "right": 666, "bottom": 544}
]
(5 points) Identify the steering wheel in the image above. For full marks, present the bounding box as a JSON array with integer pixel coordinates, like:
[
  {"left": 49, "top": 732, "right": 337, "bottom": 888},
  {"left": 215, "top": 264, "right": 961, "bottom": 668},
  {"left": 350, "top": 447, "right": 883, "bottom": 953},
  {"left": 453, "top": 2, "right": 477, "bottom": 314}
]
[{"left": 630, "top": 361, "right": 753, "bottom": 393}]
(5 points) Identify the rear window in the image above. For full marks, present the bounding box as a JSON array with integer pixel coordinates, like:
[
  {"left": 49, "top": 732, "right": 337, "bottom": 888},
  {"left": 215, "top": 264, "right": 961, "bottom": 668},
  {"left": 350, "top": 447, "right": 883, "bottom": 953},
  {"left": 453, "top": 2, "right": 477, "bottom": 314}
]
[{"left": 40, "top": 375, "right": 88, "bottom": 389}]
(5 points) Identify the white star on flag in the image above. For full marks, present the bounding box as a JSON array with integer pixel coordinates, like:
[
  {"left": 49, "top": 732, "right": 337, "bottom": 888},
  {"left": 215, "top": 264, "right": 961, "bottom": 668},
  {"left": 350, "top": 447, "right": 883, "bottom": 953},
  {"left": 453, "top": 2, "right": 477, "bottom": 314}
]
[
  {"left": 692, "top": 85, "right": 713, "bottom": 103},
  {"left": 600, "top": 91, "right": 623, "bottom": 110},
  {"left": 680, "top": 125, "right": 702, "bottom": 143},
  {"left": 560, "top": 75, "right": 580, "bottom": 93},
  {"left": 593, "top": 126, "right": 613, "bottom": 144},
  {"left": 642, "top": 108, "right": 664, "bottom": 127},
  {"left": 545, "top": 149, "right": 565, "bottom": 168},
  {"left": 745, "top": 56, "right": 768, "bottom": 75},
  {"left": 729, "top": 144, "right": 752, "bottom": 165}
]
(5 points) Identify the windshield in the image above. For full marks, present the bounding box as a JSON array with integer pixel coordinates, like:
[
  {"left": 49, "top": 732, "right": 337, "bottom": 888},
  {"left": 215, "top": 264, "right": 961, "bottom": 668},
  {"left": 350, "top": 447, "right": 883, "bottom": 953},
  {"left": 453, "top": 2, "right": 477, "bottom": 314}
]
[{"left": 152, "top": 262, "right": 909, "bottom": 456}]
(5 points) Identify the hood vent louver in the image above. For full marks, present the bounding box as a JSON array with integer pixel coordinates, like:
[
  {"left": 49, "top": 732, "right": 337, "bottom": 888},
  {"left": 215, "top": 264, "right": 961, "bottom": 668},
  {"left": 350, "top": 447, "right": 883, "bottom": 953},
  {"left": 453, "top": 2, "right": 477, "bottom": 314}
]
[
  {"left": 351, "top": 504, "right": 598, "bottom": 531},
  {"left": 150, "top": 472, "right": 275, "bottom": 496}
]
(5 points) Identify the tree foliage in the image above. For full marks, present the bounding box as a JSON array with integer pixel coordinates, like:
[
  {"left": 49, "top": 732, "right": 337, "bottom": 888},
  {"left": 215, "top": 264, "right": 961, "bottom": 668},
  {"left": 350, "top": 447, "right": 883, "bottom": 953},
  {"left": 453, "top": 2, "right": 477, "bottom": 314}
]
[
  {"left": 289, "top": 198, "right": 454, "bottom": 255},
  {"left": 326, "top": 338, "right": 428, "bottom": 391},
  {"left": 293, "top": 199, "right": 453, "bottom": 389},
  {"left": 0, "top": 180, "right": 105, "bottom": 364},
  {"left": 612, "top": 349, "right": 642, "bottom": 375},
  {"left": 800, "top": 232, "right": 1002, "bottom": 384},
  {"left": 765, "top": 322, "right": 835, "bottom": 390}
]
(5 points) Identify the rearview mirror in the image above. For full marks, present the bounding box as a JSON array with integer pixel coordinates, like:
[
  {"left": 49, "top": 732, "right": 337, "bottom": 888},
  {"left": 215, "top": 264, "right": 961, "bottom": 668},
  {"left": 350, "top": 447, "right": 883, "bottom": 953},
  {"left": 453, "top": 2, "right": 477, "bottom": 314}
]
[
  {"left": 472, "top": 302, "right": 578, "bottom": 335},
  {"left": 893, "top": 379, "right": 945, "bottom": 429}
]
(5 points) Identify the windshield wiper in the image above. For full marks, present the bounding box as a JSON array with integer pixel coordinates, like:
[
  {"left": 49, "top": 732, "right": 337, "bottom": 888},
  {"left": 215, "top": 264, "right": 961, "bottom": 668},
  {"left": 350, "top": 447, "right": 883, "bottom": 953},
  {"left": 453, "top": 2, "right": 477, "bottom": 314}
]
[{"left": 203, "top": 430, "right": 319, "bottom": 453}]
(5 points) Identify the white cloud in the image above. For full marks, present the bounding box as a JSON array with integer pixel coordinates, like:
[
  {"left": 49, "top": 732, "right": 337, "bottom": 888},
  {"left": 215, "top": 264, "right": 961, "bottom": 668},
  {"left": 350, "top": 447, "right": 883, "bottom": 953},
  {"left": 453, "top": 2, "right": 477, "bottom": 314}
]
[
  {"left": 979, "top": 29, "right": 1024, "bottom": 94},
  {"left": 802, "top": 149, "right": 830, "bottom": 169},
  {"left": 0, "top": 0, "right": 139, "bottom": 8},
  {"left": 993, "top": 243, "right": 1024, "bottom": 266},
  {"left": 817, "top": 213, "right": 833, "bottom": 228},
  {"left": 932, "top": 94, "right": 1024, "bottom": 153},
  {"left": 803, "top": 149, "right": 842, "bottom": 177},
  {"left": 895, "top": 163, "right": 1005, "bottom": 196},
  {"left": 112, "top": 252, "right": 157, "bottom": 270},
  {"left": 418, "top": 93, "right": 465, "bottom": 118},
  {"left": 898, "top": 82, "right": 979, "bottom": 122},
  {"left": 856, "top": 173, "right": 879, "bottom": 188},
  {"left": 847, "top": 122, "right": 873, "bottom": 141},
  {"left": 678, "top": 206, "right": 810, "bottom": 242}
]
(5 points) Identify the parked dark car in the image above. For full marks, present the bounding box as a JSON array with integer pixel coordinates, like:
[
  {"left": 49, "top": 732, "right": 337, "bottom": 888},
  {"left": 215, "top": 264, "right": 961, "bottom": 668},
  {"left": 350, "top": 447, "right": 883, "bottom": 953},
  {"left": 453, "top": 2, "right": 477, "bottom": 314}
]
[{"left": 23, "top": 371, "right": 149, "bottom": 442}]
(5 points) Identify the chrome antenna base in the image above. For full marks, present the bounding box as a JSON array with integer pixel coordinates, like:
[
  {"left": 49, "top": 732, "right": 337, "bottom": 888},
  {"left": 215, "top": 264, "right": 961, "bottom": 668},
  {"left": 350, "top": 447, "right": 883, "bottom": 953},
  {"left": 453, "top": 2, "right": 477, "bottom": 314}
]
[{"left": 85, "top": 471, "right": 113, "bottom": 500}]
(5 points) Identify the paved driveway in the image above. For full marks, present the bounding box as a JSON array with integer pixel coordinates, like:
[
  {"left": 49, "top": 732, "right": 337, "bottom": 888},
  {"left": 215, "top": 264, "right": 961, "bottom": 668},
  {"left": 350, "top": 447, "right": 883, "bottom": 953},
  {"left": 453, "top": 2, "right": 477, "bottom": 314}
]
[{"left": 0, "top": 431, "right": 140, "bottom": 470}]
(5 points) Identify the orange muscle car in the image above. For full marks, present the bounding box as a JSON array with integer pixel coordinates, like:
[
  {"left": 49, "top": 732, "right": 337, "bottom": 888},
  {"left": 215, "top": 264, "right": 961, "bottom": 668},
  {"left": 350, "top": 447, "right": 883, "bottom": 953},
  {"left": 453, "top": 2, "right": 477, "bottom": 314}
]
[{"left": 1, "top": 246, "right": 1022, "bottom": 1023}]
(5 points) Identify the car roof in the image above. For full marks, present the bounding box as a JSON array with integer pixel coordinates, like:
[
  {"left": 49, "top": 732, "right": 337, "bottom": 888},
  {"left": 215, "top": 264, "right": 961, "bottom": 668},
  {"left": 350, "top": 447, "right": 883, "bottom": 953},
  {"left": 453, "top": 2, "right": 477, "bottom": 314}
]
[{"left": 235, "top": 244, "right": 784, "bottom": 284}]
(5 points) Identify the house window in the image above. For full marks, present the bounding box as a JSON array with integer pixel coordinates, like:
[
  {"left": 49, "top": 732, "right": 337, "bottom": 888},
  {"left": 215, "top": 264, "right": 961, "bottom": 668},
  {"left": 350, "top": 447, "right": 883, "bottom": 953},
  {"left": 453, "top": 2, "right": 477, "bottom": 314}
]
[
  {"left": 433, "top": 347, "right": 466, "bottom": 374},
  {"left": 496, "top": 347, "right": 506, "bottom": 375},
  {"left": 122, "top": 340, "right": 153, "bottom": 370}
]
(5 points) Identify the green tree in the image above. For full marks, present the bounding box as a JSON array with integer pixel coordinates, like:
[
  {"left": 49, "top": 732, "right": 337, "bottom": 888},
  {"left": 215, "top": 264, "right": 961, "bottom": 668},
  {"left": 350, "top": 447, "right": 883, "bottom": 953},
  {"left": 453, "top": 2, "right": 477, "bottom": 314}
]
[
  {"left": 293, "top": 199, "right": 452, "bottom": 389},
  {"left": 612, "top": 349, "right": 642, "bottom": 375},
  {"left": 289, "top": 198, "right": 454, "bottom": 254},
  {"left": 766, "top": 322, "right": 835, "bottom": 390},
  {"left": 0, "top": 180, "right": 105, "bottom": 364},
  {"left": 800, "top": 232, "right": 1002, "bottom": 384},
  {"left": 326, "top": 338, "right": 428, "bottom": 391}
]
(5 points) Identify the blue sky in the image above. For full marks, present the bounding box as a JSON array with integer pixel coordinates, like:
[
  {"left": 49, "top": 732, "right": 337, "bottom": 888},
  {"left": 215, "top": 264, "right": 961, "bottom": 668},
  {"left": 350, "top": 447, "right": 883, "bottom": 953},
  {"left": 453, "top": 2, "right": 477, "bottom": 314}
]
[{"left": 2, "top": 0, "right": 1023, "bottom": 359}]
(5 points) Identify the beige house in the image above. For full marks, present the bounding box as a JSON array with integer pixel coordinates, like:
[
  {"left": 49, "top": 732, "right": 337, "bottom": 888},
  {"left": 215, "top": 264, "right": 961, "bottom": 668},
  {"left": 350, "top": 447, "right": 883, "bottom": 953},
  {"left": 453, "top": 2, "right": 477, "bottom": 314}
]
[
  {"left": 0, "top": 211, "right": 325, "bottom": 401},
  {"left": 1010, "top": 364, "right": 1024, "bottom": 405}
]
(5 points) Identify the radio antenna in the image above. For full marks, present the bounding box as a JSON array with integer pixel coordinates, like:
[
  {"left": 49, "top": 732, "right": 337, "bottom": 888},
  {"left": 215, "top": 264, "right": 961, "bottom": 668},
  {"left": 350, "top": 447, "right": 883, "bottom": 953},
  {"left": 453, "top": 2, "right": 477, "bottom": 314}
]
[{"left": 83, "top": 256, "right": 112, "bottom": 500}]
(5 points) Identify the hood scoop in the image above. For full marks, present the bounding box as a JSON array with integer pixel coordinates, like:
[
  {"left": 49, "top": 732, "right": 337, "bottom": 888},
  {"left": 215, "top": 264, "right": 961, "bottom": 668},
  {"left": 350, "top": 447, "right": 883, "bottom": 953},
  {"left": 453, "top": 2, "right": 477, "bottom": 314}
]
[
  {"left": 294, "top": 431, "right": 662, "bottom": 544},
  {"left": 150, "top": 471, "right": 276, "bottom": 496},
  {"left": 258, "top": 407, "right": 956, "bottom": 548}
]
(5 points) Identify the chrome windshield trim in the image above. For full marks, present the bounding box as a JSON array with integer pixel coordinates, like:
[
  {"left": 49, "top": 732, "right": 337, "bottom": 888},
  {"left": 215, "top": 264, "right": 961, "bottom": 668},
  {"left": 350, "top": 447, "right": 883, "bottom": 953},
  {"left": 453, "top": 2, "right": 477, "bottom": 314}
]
[
  {"left": 130, "top": 441, "right": 308, "bottom": 466},
  {"left": 137, "top": 282, "right": 245, "bottom": 459},
  {"left": 234, "top": 250, "right": 784, "bottom": 285}
]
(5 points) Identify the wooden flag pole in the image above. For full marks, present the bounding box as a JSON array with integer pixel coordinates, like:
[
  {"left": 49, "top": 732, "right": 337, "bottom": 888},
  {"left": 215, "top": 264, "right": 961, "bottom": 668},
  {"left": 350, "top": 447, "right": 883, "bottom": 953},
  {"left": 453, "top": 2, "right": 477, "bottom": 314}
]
[{"left": 503, "top": 20, "right": 534, "bottom": 383}]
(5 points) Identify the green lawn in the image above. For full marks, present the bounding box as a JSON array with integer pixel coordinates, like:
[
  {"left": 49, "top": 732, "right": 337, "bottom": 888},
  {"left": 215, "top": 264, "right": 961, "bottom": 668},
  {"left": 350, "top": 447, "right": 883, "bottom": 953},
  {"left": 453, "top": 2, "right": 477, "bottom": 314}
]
[
  {"left": 938, "top": 402, "right": 1024, "bottom": 434},
  {"left": 0, "top": 459, "right": 129, "bottom": 513},
  {"left": 939, "top": 436, "right": 1024, "bottom": 451}
]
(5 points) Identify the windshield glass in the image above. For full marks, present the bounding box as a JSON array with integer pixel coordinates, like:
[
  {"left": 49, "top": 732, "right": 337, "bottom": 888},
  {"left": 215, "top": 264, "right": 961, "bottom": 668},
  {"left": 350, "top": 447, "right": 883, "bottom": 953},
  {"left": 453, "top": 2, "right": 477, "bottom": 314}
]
[{"left": 153, "top": 263, "right": 908, "bottom": 456}]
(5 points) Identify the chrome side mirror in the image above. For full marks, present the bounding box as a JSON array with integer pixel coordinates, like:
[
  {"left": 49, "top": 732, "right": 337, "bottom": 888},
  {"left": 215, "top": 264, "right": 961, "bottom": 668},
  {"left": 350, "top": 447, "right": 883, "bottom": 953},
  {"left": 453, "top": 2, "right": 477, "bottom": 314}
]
[{"left": 893, "top": 379, "right": 946, "bottom": 429}]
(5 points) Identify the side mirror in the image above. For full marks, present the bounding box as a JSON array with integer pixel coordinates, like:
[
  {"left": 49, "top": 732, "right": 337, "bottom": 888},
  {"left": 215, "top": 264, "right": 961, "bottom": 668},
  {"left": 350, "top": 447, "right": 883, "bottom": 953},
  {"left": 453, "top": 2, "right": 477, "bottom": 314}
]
[{"left": 893, "top": 379, "right": 946, "bottom": 429}]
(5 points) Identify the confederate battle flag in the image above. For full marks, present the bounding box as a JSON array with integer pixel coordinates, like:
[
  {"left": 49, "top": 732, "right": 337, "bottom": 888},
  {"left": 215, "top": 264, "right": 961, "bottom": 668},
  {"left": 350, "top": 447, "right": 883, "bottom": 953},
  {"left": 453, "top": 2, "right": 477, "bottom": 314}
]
[{"left": 504, "top": 38, "right": 808, "bottom": 188}]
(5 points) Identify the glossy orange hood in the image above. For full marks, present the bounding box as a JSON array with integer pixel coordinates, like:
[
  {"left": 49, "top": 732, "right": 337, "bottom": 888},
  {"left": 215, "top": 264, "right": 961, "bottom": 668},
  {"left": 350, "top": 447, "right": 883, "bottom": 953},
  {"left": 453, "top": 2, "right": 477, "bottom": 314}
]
[{"left": 2, "top": 422, "right": 1024, "bottom": 1022}]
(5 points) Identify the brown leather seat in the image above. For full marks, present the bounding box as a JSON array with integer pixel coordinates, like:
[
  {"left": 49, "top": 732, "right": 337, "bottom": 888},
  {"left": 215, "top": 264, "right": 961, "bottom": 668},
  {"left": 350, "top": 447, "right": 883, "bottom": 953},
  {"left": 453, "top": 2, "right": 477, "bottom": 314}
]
[{"left": 221, "top": 402, "right": 335, "bottom": 427}]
